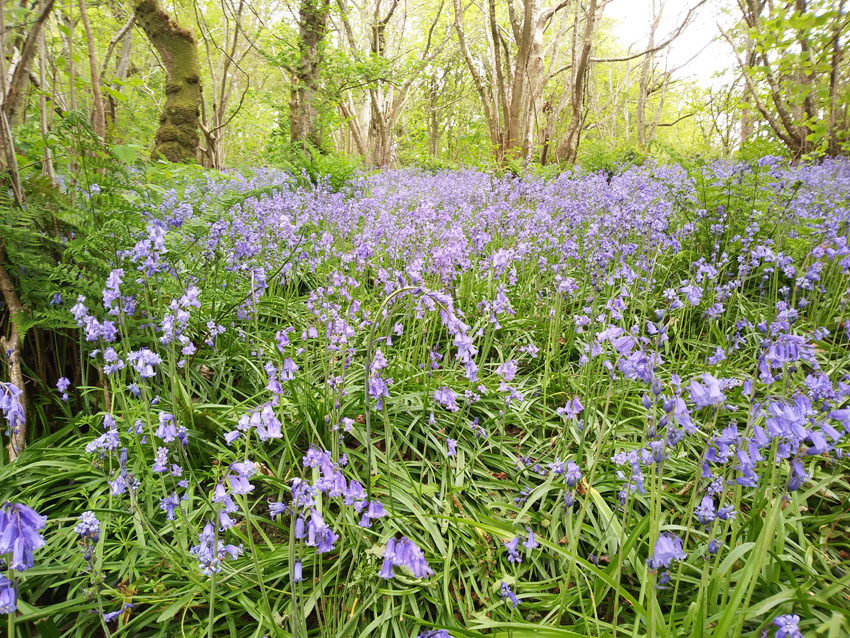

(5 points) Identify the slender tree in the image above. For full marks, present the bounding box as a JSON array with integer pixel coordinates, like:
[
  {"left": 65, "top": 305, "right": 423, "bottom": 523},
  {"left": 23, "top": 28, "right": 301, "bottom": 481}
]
[{"left": 77, "top": 0, "right": 106, "bottom": 138}]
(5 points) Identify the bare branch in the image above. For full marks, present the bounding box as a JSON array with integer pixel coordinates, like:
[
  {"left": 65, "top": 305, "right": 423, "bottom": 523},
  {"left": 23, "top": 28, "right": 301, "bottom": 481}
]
[{"left": 590, "top": 0, "right": 707, "bottom": 63}]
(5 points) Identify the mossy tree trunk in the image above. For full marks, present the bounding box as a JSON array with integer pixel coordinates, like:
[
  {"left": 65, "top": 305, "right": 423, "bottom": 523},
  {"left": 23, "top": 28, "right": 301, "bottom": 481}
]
[
  {"left": 290, "top": 0, "right": 329, "bottom": 152},
  {"left": 133, "top": 0, "right": 201, "bottom": 162}
]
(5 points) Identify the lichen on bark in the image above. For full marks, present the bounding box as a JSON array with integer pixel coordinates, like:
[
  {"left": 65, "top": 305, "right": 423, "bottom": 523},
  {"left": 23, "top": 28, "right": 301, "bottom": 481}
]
[{"left": 133, "top": 0, "right": 201, "bottom": 162}]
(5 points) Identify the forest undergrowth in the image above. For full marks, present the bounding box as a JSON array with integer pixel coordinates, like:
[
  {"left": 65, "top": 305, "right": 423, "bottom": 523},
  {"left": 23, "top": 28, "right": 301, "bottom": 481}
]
[{"left": 1, "top": 157, "right": 849, "bottom": 638}]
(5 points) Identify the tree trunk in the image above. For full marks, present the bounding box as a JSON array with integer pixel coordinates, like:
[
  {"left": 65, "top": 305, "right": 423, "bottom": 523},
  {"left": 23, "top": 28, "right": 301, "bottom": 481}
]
[
  {"left": 827, "top": 0, "right": 845, "bottom": 156},
  {"left": 133, "top": 0, "right": 202, "bottom": 162},
  {"left": 0, "top": 244, "right": 27, "bottom": 461},
  {"left": 506, "top": 0, "right": 536, "bottom": 157},
  {"left": 453, "top": 0, "right": 502, "bottom": 161},
  {"left": 77, "top": 0, "right": 106, "bottom": 138},
  {"left": 428, "top": 73, "right": 441, "bottom": 157},
  {"left": 636, "top": 1, "right": 661, "bottom": 149},
  {"left": 339, "top": 99, "right": 367, "bottom": 156},
  {"left": 38, "top": 0, "right": 56, "bottom": 185},
  {"left": 65, "top": 2, "right": 78, "bottom": 112},
  {"left": 291, "top": 0, "right": 328, "bottom": 151},
  {"left": 2, "top": 0, "right": 56, "bottom": 126},
  {"left": 102, "top": 14, "right": 135, "bottom": 133},
  {"left": 556, "top": 0, "right": 601, "bottom": 164},
  {"left": 488, "top": 0, "right": 510, "bottom": 156}
]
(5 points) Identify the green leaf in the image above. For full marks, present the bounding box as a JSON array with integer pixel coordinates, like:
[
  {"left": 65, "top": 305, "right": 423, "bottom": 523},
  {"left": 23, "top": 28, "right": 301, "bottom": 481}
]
[{"left": 155, "top": 590, "right": 197, "bottom": 622}]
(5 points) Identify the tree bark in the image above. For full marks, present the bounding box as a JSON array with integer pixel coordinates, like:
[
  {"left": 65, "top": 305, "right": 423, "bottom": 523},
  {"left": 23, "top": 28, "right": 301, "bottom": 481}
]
[
  {"left": 452, "top": 0, "right": 502, "bottom": 159},
  {"left": 77, "top": 0, "right": 106, "bottom": 138},
  {"left": 556, "top": 0, "right": 601, "bottom": 163},
  {"left": 38, "top": 0, "right": 56, "bottom": 185},
  {"left": 339, "top": 98, "right": 367, "bottom": 156},
  {"left": 0, "top": 244, "right": 27, "bottom": 461},
  {"left": 2, "top": 0, "right": 56, "bottom": 126},
  {"left": 133, "top": 0, "right": 202, "bottom": 162},
  {"left": 636, "top": 0, "right": 661, "bottom": 149},
  {"left": 291, "top": 0, "right": 329, "bottom": 152},
  {"left": 827, "top": 0, "right": 845, "bottom": 156}
]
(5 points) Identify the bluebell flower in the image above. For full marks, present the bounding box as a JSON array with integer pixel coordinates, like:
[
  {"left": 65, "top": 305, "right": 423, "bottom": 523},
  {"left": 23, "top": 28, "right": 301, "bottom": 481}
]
[
  {"left": 657, "top": 571, "right": 671, "bottom": 588},
  {"left": 74, "top": 511, "right": 100, "bottom": 543},
  {"left": 256, "top": 405, "right": 283, "bottom": 441},
  {"left": 523, "top": 527, "right": 539, "bottom": 549},
  {"left": 379, "top": 536, "right": 433, "bottom": 579},
  {"left": 446, "top": 438, "right": 457, "bottom": 456},
  {"left": 649, "top": 439, "right": 666, "bottom": 463},
  {"left": 228, "top": 473, "right": 254, "bottom": 495},
  {"left": 293, "top": 560, "right": 304, "bottom": 582},
  {"left": 689, "top": 374, "right": 726, "bottom": 408},
  {"left": 0, "top": 382, "right": 25, "bottom": 439},
  {"left": 103, "top": 602, "right": 134, "bottom": 623},
  {"left": 647, "top": 533, "right": 687, "bottom": 570},
  {"left": 716, "top": 505, "right": 736, "bottom": 521},
  {"left": 305, "top": 509, "right": 338, "bottom": 553},
  {"left": 156, "top": 413, "right": 178, "bottom": 442},
  {"left": 495, "top": 360, "right": 518, "bottom": 382},
  {"left": 152, "top": 447, "right": 169, "bottom": 473},
  {"left": 500, "top": 581, "right": 519, "bottom": 607},
  {"left": 0, "top": 502, "right": 47, "bottom": 573},
  {"left": 127, "top": 348, "right": 161, "bottom": 378},
  {"left": 695, "top": 496, "right": 716, "bottom": 525},
  {"left": 190, "top": 521, "right": 243, "bottom": 576},
  {"left": 504, "top": 537, "right": 522, "bottom": 563},
  {"left": 565, "top": 461, "right": 582, "bottom": 487},
  {"left": 788, "top": 460, "right": 808, "bottom": 491},
  {"left": 514, "top": 486, "right": 531, "bottom": 505},
  {"left": 160, "top": 493, "right": 181, "bottom": 520},
  {"left": 773, "top": 614, "right": 802, "bottom": 638},
  {"left": 0, "top": 575, "right": 16, "bottom": 613},
  {"left": 358, "top": 500, "right": 388, "bottom": 528},
  {"left": 556, "top": 396, "right": 584, "bottom": 419},
  {"left": 434, "top": 386, "right": 459, "bottom": 412},
  {"left": 212, "top": 483, "right": 238, "bottom": 516},
  {"left": 56, "top": 377, "right": 71, "bottom": 401}
]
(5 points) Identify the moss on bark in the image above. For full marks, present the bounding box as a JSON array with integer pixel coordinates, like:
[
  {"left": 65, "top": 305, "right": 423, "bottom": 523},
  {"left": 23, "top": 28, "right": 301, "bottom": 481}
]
[{"left": 133, "top": 0, "right": 201, "bottom": 162}]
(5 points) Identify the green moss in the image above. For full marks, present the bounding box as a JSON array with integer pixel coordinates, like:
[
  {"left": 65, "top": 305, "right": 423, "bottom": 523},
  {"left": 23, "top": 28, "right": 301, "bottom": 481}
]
[{"left": 133, "top": 0, "right": 202, "bottom": 163}]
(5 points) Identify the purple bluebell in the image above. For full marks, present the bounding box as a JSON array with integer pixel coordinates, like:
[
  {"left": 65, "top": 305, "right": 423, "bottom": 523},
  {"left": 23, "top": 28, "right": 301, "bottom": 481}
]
[
  {"left": 689, "top": 374, "right": 726, "bottom": 408},
  {"left": 446, "top": 438, "right": 457, "bottom": 456},
  {"left": 0, "top": 502, "right": 47, "bottom": 572},
  {"left": 56, "top": 377, "right": 71, "bottom": 401},
  {"left": 0, "top": 575, "right": 16, "bottom": 613},
  {"left": 695, "top": 496, "right": 716, "bottom": 524},
  {"left": 773, "top": 614, "right": 802, "bottom": 638},
  {"left": 160, "top": 493, "right": 181, "bottom": 520},
  {"left": 434, "top": 387, "right": 459, "bottom": 412},
  {"left": 647, "top": 533, "right": 687, "bottom": 570},
  {"left": 379, "top": 536, "right": 433, "bottom": 579},
  {"left": 0, "top": 382, "right": 25, "bottom": 441},
  {"left": 500, "top": 581, "right": 519, "bottom": 607},
  {"left": 504, "top": 536, "right": 522, "bottom": 563},
  {"left": 190, "top": 521, "right": 243, "bottom": 576},
  {"left": 103, "top": 603, "right": 134, "bottom": 623},
  {"left": 523, "top": 527, "right": 539, "bottom": 549}
]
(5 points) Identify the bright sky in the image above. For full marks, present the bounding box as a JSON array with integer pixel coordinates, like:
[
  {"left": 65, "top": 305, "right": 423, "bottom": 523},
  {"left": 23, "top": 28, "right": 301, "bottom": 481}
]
[{"left": 606, "top": 0, "right": 736, "bottom": 87}]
